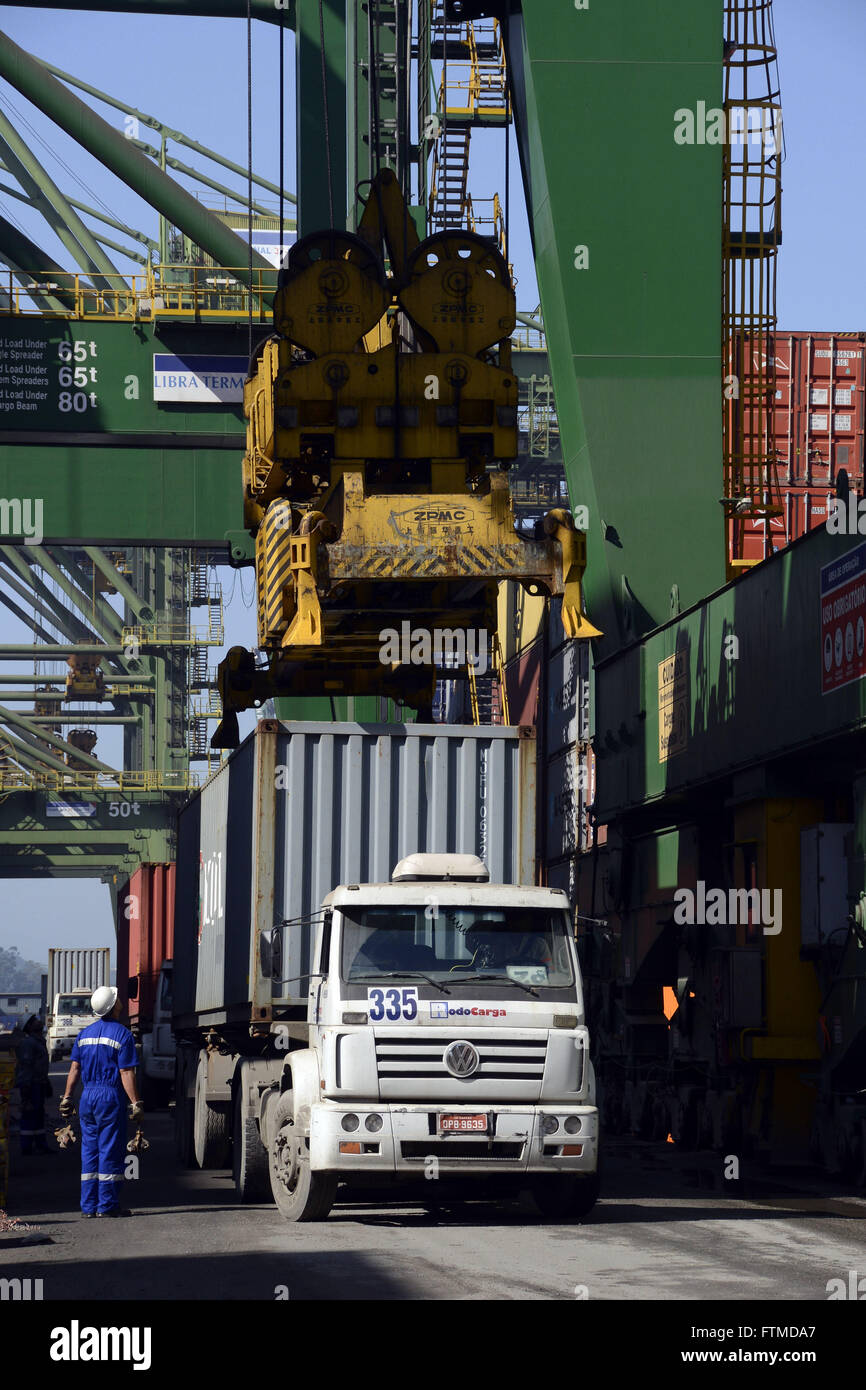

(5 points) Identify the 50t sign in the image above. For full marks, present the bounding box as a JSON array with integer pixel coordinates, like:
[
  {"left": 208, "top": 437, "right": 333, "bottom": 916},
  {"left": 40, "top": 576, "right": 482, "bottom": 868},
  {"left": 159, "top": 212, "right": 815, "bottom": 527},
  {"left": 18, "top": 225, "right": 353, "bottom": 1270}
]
[{"left": 57, "top": 339, "right": 99, "bottom": 414}]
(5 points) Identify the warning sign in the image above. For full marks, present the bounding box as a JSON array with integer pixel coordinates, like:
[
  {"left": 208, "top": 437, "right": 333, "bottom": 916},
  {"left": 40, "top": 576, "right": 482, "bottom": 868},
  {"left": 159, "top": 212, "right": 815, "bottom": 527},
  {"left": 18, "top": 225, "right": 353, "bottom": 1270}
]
[
  {"left": 821, "top": 542, "right": 866, "bottom": 694},
  {"left": 658, "top": 650, "right": 688, "bottom": 762}
]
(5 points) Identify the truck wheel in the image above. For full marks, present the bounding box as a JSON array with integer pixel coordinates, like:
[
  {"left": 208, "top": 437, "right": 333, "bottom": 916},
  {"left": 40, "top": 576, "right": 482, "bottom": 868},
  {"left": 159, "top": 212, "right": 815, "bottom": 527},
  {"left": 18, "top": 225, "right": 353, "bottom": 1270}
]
[
  {"left": 531, "top": 1171, "right": 600, "bottom": 1222},
  {"left": 232, "top": 1082, "right": 271, "bottom": 1203},
  {"left": 194, "top": 1059, "right": 230, "bottom": 1169},
  {"left": 269, "top": 1096, "right": 336, "bottom": 1221}
]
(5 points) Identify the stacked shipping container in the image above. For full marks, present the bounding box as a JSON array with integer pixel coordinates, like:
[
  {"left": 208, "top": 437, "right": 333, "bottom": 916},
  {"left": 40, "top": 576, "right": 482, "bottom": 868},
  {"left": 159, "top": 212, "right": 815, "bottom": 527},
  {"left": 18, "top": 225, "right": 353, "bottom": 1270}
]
[
  {"left": 115, "top": 864, "right": 175, "bottom": 1029},
  {"left": 738, "top": 331, "right": 865, "bottom": 563},
  {"left": 500, "top": 591, "right": 594, "bottom": 904}
]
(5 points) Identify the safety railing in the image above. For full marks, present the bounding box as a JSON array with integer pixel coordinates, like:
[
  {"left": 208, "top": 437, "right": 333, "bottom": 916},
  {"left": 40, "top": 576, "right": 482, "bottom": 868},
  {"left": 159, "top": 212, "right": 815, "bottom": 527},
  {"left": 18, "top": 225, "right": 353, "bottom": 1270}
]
[
  {"left": 0, "top": 265, "right": 275, "bottom": 322},
  {"left": 0, "top": 768, "right": 199, "bottom": 793}
]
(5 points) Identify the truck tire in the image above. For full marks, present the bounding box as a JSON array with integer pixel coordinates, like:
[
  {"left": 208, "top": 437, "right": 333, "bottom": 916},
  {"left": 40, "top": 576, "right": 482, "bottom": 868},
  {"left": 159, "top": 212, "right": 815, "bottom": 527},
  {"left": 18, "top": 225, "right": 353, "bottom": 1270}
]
[
  {"left": 269, "top": 1093, "right": 336, "bottom": 1221},
  {"left": 232, "top": 1081, "right": 271, "bottom": 1203},
  {"left": 531, "top": 1171, "right": 600, "bottom": 1221},
  {"left": 194, "top": 1058, "right": 230, "bottom": 1169}
]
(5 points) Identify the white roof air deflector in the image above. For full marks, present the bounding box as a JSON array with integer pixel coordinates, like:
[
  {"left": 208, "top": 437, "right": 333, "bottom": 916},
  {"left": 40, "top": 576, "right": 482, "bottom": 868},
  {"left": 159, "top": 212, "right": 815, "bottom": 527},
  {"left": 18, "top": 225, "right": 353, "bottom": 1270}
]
[{"left": 391, "top": 853, "right": 489, "bottom": 883}]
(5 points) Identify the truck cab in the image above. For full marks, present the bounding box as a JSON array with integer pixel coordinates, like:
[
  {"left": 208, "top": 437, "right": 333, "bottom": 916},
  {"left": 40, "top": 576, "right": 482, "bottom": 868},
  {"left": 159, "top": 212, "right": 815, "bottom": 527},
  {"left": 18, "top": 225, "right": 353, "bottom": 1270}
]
[
  {"left": 264, "top": 854, "right": 599, "bottom": 1221},
  {"left": 48, "top": 989, "right": 94, "bottom": 1060}
]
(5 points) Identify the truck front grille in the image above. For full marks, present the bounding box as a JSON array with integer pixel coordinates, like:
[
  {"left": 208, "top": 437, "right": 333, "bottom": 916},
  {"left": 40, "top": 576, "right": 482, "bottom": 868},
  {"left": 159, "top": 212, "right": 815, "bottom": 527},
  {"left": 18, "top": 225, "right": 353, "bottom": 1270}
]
[
  {"left": 401, "top": 1141, "right": 525, "bottom": 1161},
  {"left": 375, "top": 1031, "right": 547, "bottom": 1087}
]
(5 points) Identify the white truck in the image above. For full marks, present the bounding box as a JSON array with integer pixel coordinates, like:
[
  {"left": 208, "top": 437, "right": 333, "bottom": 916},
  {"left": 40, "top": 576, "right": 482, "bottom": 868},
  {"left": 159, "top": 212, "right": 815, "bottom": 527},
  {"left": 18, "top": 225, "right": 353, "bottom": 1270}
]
[
  {"left": 177, "top": 853, "right": 599, "bottom": 1222},
  {"left": 48, "top": 989, "right": 95, "bottom": 1060},
  {"left": 46, "top": 947, "right": 110, "bottom": 1060}
]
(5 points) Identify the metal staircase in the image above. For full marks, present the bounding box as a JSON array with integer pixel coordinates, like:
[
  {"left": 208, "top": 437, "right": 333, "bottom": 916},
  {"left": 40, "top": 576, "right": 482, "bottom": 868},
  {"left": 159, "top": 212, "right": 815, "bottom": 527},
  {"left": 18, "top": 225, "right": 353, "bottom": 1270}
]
[{"left": 428, "top": 2, "right": 510, "bottom": 237}]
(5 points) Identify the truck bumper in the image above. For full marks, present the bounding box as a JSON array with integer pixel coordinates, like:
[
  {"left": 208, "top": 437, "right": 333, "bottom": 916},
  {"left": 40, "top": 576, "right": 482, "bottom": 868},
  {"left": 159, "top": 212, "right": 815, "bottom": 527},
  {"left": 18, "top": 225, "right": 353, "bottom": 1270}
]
[{"left": 309, "top": 1103, "right": 598, "bottom": 1176}]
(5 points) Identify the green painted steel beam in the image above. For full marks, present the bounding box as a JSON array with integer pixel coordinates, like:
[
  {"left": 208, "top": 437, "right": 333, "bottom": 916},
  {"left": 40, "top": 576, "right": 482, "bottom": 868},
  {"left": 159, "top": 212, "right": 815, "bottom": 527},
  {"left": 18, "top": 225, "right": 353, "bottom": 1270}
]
[
  {"left": 130, "top": 138, "right": 276, "bottom": 222},
  {"left": 0, "top": 173, "right": 159, "bottom": 253},
  {"left": 0, "top": 215, "right": 79, "bottom": 312},
  {"left": 0, "top": 728, "right": 83, "bottom": 776},
  {"left": 504, "top": 0, "right": 725, "bottom": 655},
  {"left": 0, "top": 673, "right": 151, "bottom": 684},
  {"left": 0, "top": 445, "right": 239, "bottom": 546},
  {"left": 39, "top": 549, "right": 132, "bottom": 644},
  {"left": 83, "top": 548, "right": 155, "bottom": 624},
  {"left": 24, "top": 714, "right": 139, "bottom": 723},
  {"left": 0, "top": 108, "right": 123, "bottom": 289},
  {"left": 0, "top": 30, "right": 273, "bottom": 289},
  {"left": 40, "top": 60, "right": 297, "bottom": 205},
  {"left": 0, "top": 703, "right": 118, "bottom": 771},
  {"left": 22, "top": 547, "right": 125, "bottom": 642},
  {"left": 93, "top": 233, "right": 148, "bottom": 266},
  {"left": 297, "top": 0, "right": 347, "bottom": 233},
  {"left": 0, "top": 589, "right": 58, "bottom": 646},
  {"left": 0, "top": 645, "right": 125, "bottom": 656},
  {"left": 0, "top": 558, "right": 104, "bottom": 646},
  {"left": 0, "top": 1, "right": 294, "bottom": 24}
]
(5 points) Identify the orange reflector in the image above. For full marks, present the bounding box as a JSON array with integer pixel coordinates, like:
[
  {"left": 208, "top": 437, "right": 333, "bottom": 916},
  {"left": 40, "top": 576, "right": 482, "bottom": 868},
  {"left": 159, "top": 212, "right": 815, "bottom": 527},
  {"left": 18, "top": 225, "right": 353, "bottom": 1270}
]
[
  {"left": 666, "top": 1133, "right": 674, "bottom": 1144},
  {"left": 561, "top": 1144, "right": 583, "bottom": 1156},
  {"left": 662, "top": 986, "right": 678, "bottom": 1021},
  {"left": 339, "top": 1142, "right": 361, "bottom": 1154}
]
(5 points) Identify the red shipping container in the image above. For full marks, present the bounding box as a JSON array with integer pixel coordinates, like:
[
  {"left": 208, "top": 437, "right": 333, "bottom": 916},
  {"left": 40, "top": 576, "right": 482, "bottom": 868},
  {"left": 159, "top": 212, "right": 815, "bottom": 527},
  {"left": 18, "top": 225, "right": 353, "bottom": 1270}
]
[
  {"left": 738, "top": 487, "right": 832, "bottom": 563},
  {"left": 116, "top": 863, "right": 175, "bottom": 1029},
  {"left": 504, "top": 641, "right": 542, "bottom": 728},
  {"left": 771, "top": 331, "right": 865, "bottom": 488},
  {"left": 736, "top": 331, "right": 864, "bottom": 562}
]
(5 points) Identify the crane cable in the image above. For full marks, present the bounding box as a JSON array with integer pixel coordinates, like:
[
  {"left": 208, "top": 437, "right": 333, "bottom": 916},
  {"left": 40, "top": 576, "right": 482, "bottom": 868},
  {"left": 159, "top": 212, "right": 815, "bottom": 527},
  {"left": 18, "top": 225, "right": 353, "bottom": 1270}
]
[
  {"left": 246, "top": 0, "right": 253, "bottom": 358},
  {"left": 278, "top": 4, "right": 285, "bottom": 265}
]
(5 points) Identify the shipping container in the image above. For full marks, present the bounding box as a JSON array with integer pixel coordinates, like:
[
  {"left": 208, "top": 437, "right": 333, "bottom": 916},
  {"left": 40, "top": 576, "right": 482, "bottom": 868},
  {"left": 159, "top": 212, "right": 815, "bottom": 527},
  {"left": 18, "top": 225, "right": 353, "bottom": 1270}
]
[
  {"left": 736, "top": 331, "right": 865, "bottom": 561},
  {"left": 504, "top": 640, "right": 543, "bottom": 728},
  {"left": 739, "top": 487, "right": 832, "bottom": 563},
  {"left": 174, "top": 720, "right": 537, "bottom": 1027},
  {"left": 116, "top": 864, "right": 175, "bottom": 1027},
  {"left": 47, "top": 947, "right": 110, "bottom": 1003}
]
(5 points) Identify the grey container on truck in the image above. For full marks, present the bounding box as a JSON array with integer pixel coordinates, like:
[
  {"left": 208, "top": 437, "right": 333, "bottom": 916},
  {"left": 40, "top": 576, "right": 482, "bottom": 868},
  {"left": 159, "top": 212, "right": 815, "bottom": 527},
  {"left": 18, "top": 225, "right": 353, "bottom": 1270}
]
[
  {"left": 174, "top": 720, "right": 536, "bottom": 1031},
  {"left": 47, "top": 947, "right": 110, "bottom": 1002}
]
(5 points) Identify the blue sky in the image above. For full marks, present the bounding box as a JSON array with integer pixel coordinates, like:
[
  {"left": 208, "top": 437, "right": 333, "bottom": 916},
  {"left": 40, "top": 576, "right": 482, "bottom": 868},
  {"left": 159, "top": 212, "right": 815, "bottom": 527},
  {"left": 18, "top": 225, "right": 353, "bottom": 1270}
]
[{"left": 0, "top": 0, "right": 863, "bottom": 964}]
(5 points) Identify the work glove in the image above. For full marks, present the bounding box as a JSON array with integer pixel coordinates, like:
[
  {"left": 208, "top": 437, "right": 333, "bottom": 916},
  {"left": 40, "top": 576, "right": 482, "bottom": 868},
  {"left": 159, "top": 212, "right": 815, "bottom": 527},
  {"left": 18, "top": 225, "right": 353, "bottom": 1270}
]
[
  {"left": 129, "top": 1101, "right": 144, "bottom": 1122},
  {"left": 54, "top": 1124, "right": 77, "bottom": 1149},
  {"left": 58, "top": 1096, "right": 75, "bottom": 1119}
]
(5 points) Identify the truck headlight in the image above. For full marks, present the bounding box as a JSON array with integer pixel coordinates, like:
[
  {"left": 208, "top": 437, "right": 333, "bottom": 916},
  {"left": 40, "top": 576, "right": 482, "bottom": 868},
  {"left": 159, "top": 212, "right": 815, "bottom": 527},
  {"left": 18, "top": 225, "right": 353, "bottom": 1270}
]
[
  {"left": 564, "top": 1116, "right": 582, "bottom": 1135},
  {"left": 541, "top": 1115, "right": 559, "bottom": 1135},
  {"left": 341, "top": 1114, "right": 360, "bottom": 1132},
  {"left": 365, "top": 1114, "right": 383, "bottom": 1133}
]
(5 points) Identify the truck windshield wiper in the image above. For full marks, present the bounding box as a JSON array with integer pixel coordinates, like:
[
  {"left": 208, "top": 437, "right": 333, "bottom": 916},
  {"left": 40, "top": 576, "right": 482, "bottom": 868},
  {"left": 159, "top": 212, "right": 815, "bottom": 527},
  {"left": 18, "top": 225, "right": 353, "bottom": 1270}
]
[
  {"left": 454, "top": 972, "right": 540, "bottom": 998},
  {"left": 352, "top": 971, "right": 452, "bottom": 995}
]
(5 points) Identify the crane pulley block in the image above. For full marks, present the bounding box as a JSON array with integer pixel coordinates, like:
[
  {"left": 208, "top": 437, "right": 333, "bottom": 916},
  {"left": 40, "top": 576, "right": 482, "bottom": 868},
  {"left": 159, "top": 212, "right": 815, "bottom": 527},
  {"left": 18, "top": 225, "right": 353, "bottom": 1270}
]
[{"left": 214, "top": 171, "right": 600, "bottom": 747}]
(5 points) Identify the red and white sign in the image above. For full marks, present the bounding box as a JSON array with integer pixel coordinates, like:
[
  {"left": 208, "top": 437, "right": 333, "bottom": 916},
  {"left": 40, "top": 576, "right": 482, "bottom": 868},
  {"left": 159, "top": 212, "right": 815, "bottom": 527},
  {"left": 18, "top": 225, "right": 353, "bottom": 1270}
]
[{"left": 821, "top": 542, "right": 866, "bottom": 694}]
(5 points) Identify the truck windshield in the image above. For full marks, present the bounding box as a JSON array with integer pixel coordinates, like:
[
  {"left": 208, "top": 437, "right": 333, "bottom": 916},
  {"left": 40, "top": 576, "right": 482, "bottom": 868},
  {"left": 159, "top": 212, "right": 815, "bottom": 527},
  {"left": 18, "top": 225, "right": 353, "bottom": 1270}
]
[
  {"left": 341, "top": 906, "right": 575, "bottom": 988},
  {"left": 57, "top": 996, "right": 93, "bottom": 1014}
]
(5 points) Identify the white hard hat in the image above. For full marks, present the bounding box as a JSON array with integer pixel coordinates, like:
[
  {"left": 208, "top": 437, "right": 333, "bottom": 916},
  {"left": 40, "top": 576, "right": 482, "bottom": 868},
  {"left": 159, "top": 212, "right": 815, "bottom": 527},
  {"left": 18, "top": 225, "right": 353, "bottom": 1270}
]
[{"left": 90, "top": 986, "right": 118, "bottom": 1017}]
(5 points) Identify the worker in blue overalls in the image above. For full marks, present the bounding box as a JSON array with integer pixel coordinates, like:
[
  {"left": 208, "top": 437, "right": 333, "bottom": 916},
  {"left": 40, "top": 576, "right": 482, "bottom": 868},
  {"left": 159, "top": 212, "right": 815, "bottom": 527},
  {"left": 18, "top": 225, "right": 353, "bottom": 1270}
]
[{"left": 59, "top": 986, "right": 143, "bottom": 1218}]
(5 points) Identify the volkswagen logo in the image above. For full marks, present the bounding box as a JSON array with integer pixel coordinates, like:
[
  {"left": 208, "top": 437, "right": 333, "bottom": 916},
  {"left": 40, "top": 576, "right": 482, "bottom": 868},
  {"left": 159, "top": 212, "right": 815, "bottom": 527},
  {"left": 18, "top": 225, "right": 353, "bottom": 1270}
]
[{"left": 444, "top": 1040, "right": 479, "bottom": 1078}]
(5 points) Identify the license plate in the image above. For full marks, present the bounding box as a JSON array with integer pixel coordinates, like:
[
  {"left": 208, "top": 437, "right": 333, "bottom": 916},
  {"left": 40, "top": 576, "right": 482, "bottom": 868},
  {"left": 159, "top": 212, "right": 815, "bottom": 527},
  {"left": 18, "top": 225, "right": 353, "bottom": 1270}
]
[{"left": 439, "top": 1113, "right": 488, "bottom": 1134}]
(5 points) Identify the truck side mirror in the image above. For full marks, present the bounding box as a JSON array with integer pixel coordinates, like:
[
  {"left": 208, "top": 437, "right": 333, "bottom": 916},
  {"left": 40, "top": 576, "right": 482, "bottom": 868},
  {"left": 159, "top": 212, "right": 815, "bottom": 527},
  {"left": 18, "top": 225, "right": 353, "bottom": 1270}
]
[
  {"left": 259, "top": 931, "right": 272, "bottom": 981},
  {"left": 127, "top": 977, "right": 139, "bottom": 1001}
]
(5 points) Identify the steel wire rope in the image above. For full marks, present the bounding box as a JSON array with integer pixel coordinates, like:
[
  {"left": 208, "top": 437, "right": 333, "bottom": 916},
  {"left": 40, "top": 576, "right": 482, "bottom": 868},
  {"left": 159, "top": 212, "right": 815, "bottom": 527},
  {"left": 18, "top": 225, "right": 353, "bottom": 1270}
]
[
  {"left": 278, "top": 4, "right": 285, "bottom": 267},
  {"left": 247, "top": 0, "right": 254, "bottom": 359}
]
